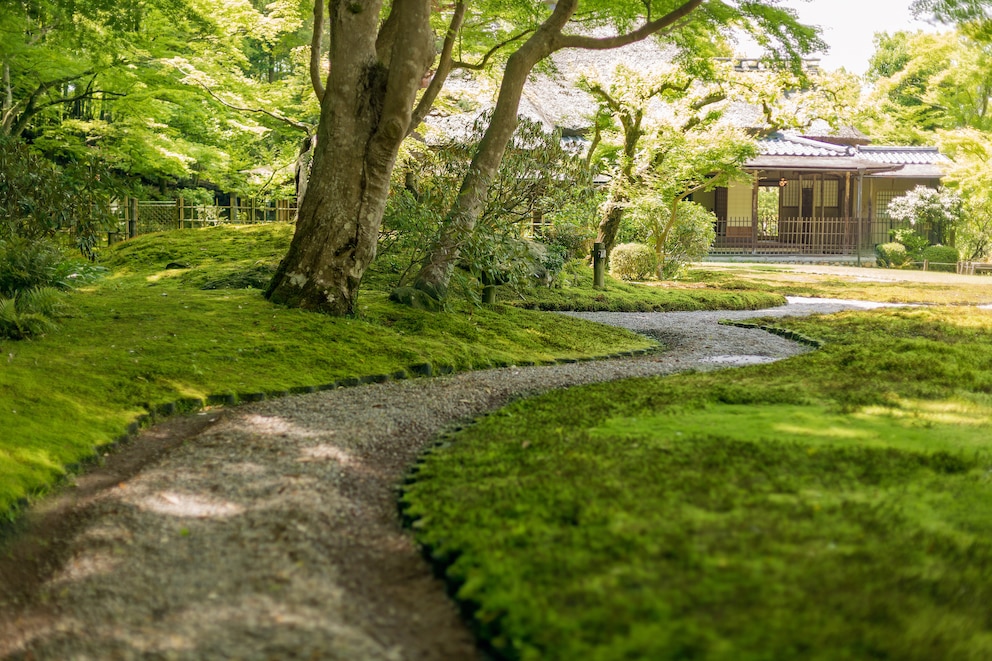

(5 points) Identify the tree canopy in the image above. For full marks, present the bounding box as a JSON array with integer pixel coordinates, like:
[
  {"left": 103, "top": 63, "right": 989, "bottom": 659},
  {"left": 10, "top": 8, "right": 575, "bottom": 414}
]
[{"left": 1, "top": 0, "right": 318, "bottom": 194}]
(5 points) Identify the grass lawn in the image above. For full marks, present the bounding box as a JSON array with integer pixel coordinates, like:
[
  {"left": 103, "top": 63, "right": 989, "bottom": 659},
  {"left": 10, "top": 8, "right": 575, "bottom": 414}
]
[
  {"left": 403, "top": 305, "right": 992, "bottom": 660},
  {"left": 504, "top": 263, "right": 785, "bottom": 312},
  {"left": 686, "top": 262, "right": 992, "bottom": 305},
  {"left": 0, "top": 224, "right": 784, "bottom": 526}
]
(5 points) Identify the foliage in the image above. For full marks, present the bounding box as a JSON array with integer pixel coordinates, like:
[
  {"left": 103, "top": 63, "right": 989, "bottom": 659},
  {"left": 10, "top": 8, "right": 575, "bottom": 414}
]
[
  {"left": 403, "top": 306, "right": 992, "bottom": 660},
  {"left": 889, "top": 227, "right": 931, "bottom": 262},
  {"left": 0, "top": 236, "right": 66, "bottom": 296},
  {"left": 938, "top": 128, "right": 992, "bottom": 259},
  {"left": 0, "top": 286, "right": 67, "bottom": 339},
  {"left": 379, "top": 116, "right": 595, "bottom": 297},
  {"left": 887, "top": 186, "right": 964, "bottom": 246},
  {"left": 0, "top": 137, "right": 120, "bottom": 254},
  {"left": 875, "top": 242, "right": 910, "bottom": 268},
  {"left": 921, "top": 244, "right": 960, "bottom": 270},
  {"left": 0, "top": 0, "right": 316, "bottom": 193},
  {"left": 608, "top": 242, "right": 656, "bottom": 281},
  {"left": 629, "top": 198, "right": 717, "bottom": 279}
]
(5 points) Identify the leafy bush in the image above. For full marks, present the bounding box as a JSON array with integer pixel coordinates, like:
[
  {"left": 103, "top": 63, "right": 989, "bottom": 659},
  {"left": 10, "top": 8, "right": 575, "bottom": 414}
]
[
  {"left": 609, "top": 242, "right": 656, "bottom": 280},
  {"left": 887, "top": 186, "right": 963, "bottom": 245},
  {"left": 0, "top": 287, "right": 67, "bottom": 339},
  {"left": 875, "top": 242, "right": 909, "bottom": 268},
  {"left": 0, "top": 236, "right": 69, "bottom": 296},
  {"left": 921, "top": 244, "right": 960, "bottom": 271},
  {"left": 0, "top": 137, "right": 120, "bottom": 255},
  {"left": 658, "top": 202, "right": 717, "bottom": 279},
  {"left": 376, "top": 116, "right": 596, "bottom": 298},
  {"left": 889, "top": 227, "right": 930, "bottom": 261}
]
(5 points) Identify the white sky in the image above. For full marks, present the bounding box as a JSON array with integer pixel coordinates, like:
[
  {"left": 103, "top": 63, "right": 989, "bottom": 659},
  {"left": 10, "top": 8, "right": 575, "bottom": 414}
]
[{"left": 776, "top": 0, "right": 939, "bottom": 74}]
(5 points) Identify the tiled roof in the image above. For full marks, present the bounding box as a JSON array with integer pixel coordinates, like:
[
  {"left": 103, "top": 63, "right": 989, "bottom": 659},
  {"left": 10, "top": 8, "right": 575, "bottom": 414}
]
[
  {"left": 758, "top": 133, "right": 855, "bottom": 157},
  {"left": 858, "top": 146, "right": 952, "bottom": 165}
]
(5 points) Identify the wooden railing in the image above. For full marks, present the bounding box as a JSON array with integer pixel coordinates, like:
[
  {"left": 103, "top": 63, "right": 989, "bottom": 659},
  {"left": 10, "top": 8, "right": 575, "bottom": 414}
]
[
  {"left": 109, "top": 197, "right": 297, "bottom": 243},
  {"left": 711, "top": 216, "right": 866, "bottom": 256}
]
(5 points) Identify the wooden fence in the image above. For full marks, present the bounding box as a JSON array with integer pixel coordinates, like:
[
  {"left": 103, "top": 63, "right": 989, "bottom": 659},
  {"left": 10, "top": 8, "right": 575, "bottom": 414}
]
[
  {"left": 711, "top": 216, "right": 865, "bottom": 256},
  {"left": 109, "top": 197, "right": 297, "bottom": 243}
]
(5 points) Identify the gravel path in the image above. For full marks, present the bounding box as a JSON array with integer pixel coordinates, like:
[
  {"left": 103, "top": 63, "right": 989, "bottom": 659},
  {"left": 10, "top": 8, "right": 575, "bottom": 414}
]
[{"left": 0, "top": 299, "right": 883, "bottom": 660}]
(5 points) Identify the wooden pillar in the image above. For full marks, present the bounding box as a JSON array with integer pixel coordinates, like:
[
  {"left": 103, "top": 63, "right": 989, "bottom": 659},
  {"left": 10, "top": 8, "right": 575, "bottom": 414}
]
[
  {"left": 177, "top": 197, "right": 184, "bottom": 229},
  {"left": 843, "top": 172, "right": 851, "bottom": 253},
  {"left": 751, "top": 171, "right": 759, "bottom": 254},
  {"left": 817, "top": 174, "right": 825, "bottom": 253},
  {"left": 128, "top": 197, "right": 138, "bottom": 238}
]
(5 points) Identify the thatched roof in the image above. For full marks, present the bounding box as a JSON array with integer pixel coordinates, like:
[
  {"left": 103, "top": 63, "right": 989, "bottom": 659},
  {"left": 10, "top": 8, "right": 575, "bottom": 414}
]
[{"left": 421, "top": 28, "right": 675, "bottom": 142}]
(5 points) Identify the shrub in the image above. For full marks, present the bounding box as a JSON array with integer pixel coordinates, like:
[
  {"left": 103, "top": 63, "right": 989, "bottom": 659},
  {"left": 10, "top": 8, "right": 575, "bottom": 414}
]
[
  {"left": 0, "top": 137, "right": 120, "bottom": 255},
  {"left": 0, "top": 286, "right": 67, "bottom": 339},
  {"left": 658, "top": 202, "right": 717, "bottom": 279},
  {"left": 890, "top": 227, "right": 930, "bottom": 261},
  {"left": 921, "top": 245, "right": 960, "bottom": 272},
  {"left": 0, "top": 236, "right": 67, "bottom": 296},
  {"left": 887, "top": 186, "right": 963, "bottom": 245},
  {"left": 876, "top": 242, "right": 909, "bottom": 268},
  {"left": 610, "top": 243, "right": 656, "bottom": 281}
]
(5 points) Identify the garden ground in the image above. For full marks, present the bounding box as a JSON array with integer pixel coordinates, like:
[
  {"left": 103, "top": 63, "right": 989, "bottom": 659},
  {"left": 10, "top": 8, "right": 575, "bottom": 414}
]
[
  {"left": 1, "top": 296, "right": 867, "bottom": 660},
  {"left": 2, "top": 229, "right": 991, "bottom": 659}
]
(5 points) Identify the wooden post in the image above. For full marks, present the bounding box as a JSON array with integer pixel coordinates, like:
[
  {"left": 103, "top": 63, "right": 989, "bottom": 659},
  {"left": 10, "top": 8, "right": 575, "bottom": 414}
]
[
  {"left": 177, "top": 197, "right": 184, "bottom": 229},
  {"left": 128, "top": 197, "right": 138, "bottom": 238},
  {"left": 230, "top": 195, "right": 238, "bottom": 223},
  {"left": 593, "top": 242, "right": 605, "bottom": 288},
  {"left": 751, "top": 172, "right": 759, "bottom": 254}
]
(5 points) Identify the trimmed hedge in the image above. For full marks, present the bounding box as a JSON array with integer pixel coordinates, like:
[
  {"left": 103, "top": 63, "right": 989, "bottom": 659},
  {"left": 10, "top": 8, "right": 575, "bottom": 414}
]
[
  {"left": 922, "top": 244, "right": 959, "bottom": 272},
  {"left": 875, "top": 242, "right": 908, "bottom": 268},
  {"left": 609, "top": 242, "right": 656, "bottom": 281}
]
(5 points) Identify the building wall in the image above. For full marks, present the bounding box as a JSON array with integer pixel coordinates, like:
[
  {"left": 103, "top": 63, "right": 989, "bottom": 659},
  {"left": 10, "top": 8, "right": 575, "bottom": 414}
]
[
  {"left": 727, "top": 181, "right": 752, "bottom": 222},
  {"left": 693, "top": 189, "right": 716, "bottom": 211}
]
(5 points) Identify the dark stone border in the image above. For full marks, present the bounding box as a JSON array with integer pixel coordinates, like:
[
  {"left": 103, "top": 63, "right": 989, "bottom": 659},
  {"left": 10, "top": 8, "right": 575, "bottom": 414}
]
[
  {"left": 718, "top": 320, "right": 824, "bottom": 349},
  {"left": 1, "top": 340, "right": 661, "bottom": 541}
]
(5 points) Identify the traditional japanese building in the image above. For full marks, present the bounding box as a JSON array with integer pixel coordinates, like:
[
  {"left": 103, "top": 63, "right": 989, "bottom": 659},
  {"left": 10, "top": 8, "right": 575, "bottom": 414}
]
[{"left": 696, "top": 128, "right": 950, "bottom": 256}]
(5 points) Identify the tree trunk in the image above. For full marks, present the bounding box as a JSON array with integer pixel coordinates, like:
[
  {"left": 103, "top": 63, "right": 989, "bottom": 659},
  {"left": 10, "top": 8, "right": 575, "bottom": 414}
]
[
  {"left": 596, "top": 191, "right": 628, "bottom": 258},
  {"left": 266, "top": 0, "right": 434, "bottom": 315},
  {"left": 410, "top": 16, "right": 562, "bottom": 299}
]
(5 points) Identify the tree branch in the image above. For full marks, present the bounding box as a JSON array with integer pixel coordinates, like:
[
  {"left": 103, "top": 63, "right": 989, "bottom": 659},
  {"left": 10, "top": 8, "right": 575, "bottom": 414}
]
[
  {"left": 310, "top": 0, "right": 326, "bottom": 102},
  {"left": 451, "top": 28, "right": 535, "bottom": 71},
  {"left": 555, "top": 0, "right": 705, "bottom": 50},
  {"left": 407, "top": 0, "right": 466, "bottom": 136},
  {"left": 194, "top": 80, "right": 312, "bottom": 134},
  {"left": 4, "top": 69, "right": 97, "bottom": 137}
]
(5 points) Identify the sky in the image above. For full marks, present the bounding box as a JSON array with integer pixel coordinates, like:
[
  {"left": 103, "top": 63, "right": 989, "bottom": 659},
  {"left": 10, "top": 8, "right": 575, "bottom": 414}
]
[{"left": 767, "top": 0, "right": 940, "bottom": 74}]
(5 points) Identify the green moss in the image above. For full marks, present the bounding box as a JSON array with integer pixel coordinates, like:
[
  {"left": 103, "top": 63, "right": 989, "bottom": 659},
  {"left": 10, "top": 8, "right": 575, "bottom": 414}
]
[
  {"left": 403, "top": 306, "right": 992, "bottom": 660},
  {"left": 0, "top": 224, "right": 662, "bottom": 521},
  {"left": 509, "top": 268, "right": 785, "bottom": 312},
  {"left": 686, "top": 264, "right": 992, "bottom": 305}
]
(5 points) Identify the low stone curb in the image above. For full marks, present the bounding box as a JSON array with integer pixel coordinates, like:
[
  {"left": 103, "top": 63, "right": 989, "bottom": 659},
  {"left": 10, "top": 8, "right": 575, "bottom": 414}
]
[{"left": 718, "top": 320, "right": 823, "bottom": 349}]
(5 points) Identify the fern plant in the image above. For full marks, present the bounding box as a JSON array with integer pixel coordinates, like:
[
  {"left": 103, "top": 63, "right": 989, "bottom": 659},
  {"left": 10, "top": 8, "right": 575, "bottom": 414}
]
[{"left": 0, "top": 287, "right": 67, "bottom": 339}]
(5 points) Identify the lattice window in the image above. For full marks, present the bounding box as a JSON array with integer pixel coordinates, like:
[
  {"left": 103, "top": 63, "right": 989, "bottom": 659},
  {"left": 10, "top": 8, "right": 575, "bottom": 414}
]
[
  {"left": 781, "top": 180, "right": 799, "bottom": 206},
  {"left": 876, "top": 191, "right": 899, "bottom": 222},
  {"left": 819, "top": 180, "right": 839, "bottom": 207}
]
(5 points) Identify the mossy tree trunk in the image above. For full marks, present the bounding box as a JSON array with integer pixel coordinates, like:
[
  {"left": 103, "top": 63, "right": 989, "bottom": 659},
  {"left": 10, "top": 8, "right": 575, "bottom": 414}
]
[{"left": 266, "top": 0, "right": 434, "bottom": 315}]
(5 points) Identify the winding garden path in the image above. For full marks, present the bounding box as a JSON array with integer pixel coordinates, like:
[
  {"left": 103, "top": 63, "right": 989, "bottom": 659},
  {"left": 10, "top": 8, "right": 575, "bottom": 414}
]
[{"left": 0, "top": 299, "right": 886, "bottom": 660}]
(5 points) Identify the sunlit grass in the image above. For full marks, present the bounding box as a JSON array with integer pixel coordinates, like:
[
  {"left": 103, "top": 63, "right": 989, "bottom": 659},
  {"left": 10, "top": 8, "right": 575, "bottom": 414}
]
[
  {"left": 0, "top": 224, "right": 668, "bottom": 522},
  {"left": 403, "top": 306, "right": 992, "bottom": 660},
  {"left": 687, "top": 263, "right": 992, "bottom": 305}
]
